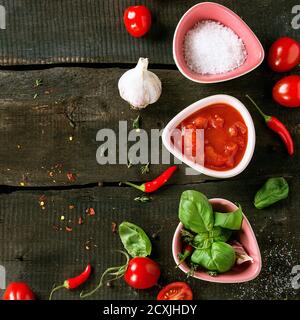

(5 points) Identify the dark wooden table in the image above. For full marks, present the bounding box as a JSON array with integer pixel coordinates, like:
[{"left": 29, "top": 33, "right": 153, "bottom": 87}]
[{"left": 0, "top": 0, "right": 299, "bottom": 300}]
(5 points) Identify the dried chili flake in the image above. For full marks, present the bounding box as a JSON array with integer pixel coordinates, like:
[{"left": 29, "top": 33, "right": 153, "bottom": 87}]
[
  {"left": 111, "top": 222, "right": 117, "bottom": 234},
  {"left": 67, "top": 172, "right": 76, "bottom": 182},
  {"left": 39, "top": 195, "right": 47, "bottom": 202},
  {"left": 78, "top": 216, "right": 84, "bottom": 225},
  {"left": 86, "top": 207, "right": 95, "bottom": 216},
  {"left": 69, "top": 205, "right": 75, "bottom": 210},
  {"left": 65, "top": 226, "right": 73, "bottom": 232}
]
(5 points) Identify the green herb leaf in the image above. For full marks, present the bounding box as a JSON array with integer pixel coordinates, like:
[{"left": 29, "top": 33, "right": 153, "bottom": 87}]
[
  {"left": 141, "top": 163, "right": 150, "bottom": 174},
  {"left": 35, "top": 79, "right": 43, "bottom": 87},
  {"left": 254, "top": 177, "right": 289, "bottom": 209},
  {"left": 214, "top": 204, "right": 243, "bottom": 230},
  {"left": 119, "top": 221, "right": 152, "bottom": 257},
  {"left": 180, "top": 229, "right": 195, "bottom": 244},
  {"left": 127, "top": 159, "right": 133, "bottom": 168},
  {"left": 193, "top": 227, "right": 232, "bottom": 250},
  {"left": 191, "top": 242, "right": 236, "bottom": 273},
  {"left": 207, "top": 270, "right": 218, "bottom": 277},
  {"left": 179, "top": 190, "right": 214, "bottom": 233},
  {"left": 133, "top": 115, "right": 141, "bottom": 130},
  {"left": 134, "top": 195, "right": 152, "bottom": 203}
]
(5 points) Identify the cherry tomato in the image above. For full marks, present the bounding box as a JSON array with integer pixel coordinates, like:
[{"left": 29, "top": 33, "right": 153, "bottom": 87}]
[
  {"left": 157, "top": 282, "right": 193, "bottom": 300},
  {"left": 3, "top": 282, "right": 36, "bottom": 300},
  {"left": 272, "top": 75, "right": 300, "bottom": 107},
  {"left": 268, "top": 37, "right": 300, "bottom": 72},
  {"left": 123, "top": 6, "right": 152, "bottom": 38},
  {"left": 124, "top": 257, "right": 160, "bottom": 289}
]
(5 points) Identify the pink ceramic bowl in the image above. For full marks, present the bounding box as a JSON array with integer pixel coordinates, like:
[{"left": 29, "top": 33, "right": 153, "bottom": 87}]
[
  {"left": 173, "top": 2, "right": 265, "bottom": 83},
  {"left": 172, "top": 198, "right": 262, "bottom": 283}
]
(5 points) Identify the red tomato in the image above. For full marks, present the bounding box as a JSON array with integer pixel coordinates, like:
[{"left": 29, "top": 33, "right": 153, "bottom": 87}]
[
  {"left": 268, "top": 37, "right": 300, "bottom": 72},
  {"left": 124, "top": 257, "right": 160, "bottom": 289},
  {"left": 273, "top": 75, "right": 300, "bottom": 107},
  {"left": 3, "top": 282, "right": 36, "bottom": 300},
  {"left": 123, "top": 6, "right": 152, "bottom": 38},
  {"left": 157, "top": 282, "right": 193, "bottom": 300}
]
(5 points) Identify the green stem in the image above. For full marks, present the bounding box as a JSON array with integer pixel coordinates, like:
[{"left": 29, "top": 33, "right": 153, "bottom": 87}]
[
  {"left": 246, "top": 95, "right": 271, "bottom": 122},
  {"left": 123, "top": 181, "right": 145, "bottom": 192},
  {"left": 176, "top": 252, "right": 189, "bottom": 269},
  {"left": 49, "top": 284, "right": 66, "bottom": 300},
  {"left": 80, "top": 251, "right": 130, "bottom": 299}
]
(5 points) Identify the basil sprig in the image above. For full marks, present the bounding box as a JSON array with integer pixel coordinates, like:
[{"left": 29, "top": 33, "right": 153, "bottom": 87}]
[{"left": 179, "top": 190, "right": 244, "bottom": 274}]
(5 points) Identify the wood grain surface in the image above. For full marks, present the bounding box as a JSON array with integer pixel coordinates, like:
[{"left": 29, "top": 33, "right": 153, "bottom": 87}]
[
  {"left": 0, "top": 0, "right": 297, "bottom": 65},
  {"left": 0, "top": 178, "right": 299, "bottom": 300},
  {"left": 0, "top": 67, "right": 299, "bottom": 187}
]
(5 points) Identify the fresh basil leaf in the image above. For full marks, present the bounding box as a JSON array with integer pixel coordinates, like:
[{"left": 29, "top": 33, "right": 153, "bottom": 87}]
[
  {"left": 193, "top": 232, "right": 213, "bottom": 249},
  {"left": 191, "top": 242, "right": 236, "bottom": 273},
  {"left": 119, "top": 221, "right": 152, "bottom": 257},
  {"left": 193, "top": 227, "right": 232, "bottom": 249},
  {"left": 254, "top": 177, "right": 289, "bottom": 209},
  {"left": 214, "top": 204, "right": 243, "bottom": 230},
  {"left": 179, "top": 190, "right": 214, "bottom": 233},
  {"left": 210, "top": 227, "right": 232, "bottom": 242}
]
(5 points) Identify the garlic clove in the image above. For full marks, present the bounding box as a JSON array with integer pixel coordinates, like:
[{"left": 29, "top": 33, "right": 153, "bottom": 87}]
[{"left": 118, "top": 57, "right": 162, "bottom": 109}]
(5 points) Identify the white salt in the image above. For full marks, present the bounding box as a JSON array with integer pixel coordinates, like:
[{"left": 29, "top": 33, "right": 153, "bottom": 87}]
[{"left": 184, "top": 20, "right": 247, "bottom": 75}]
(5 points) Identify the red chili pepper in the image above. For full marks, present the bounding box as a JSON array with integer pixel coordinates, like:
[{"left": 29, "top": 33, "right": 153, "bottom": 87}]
[
  {"left": 124, "top": 166, "right": 177, "bottom": 193},
  {"left": 246, "top": 95, "right": 294, "bottom": 156},
  {"left": 176, "top": 244, "right": 194, "bottom": 268},
  {"left": 49, "top": 264, "right": 92, "bottom": 300}
]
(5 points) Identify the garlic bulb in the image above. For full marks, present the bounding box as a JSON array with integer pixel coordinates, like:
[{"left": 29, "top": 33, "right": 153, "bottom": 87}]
[{"left": 118, "top": 57, "right": 162, "bottom": 109}]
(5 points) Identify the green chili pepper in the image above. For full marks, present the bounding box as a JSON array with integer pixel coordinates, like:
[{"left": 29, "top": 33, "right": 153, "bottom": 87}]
[{"left": 254, "top": 177, "right": 289, "bottom": 209}]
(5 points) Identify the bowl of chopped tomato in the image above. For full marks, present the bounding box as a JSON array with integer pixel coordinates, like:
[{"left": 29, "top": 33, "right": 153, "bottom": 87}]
[{"left": 162, "top": 94, "right": 255, "bottom": 178}]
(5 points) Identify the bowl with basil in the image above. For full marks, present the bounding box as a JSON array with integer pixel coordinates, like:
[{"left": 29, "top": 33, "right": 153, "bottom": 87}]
[{"left": 172, "top": 190, "right": 262, "bottom": 283}]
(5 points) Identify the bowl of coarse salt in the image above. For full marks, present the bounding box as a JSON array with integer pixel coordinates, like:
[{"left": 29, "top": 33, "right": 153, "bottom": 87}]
[{"left": 173, "top": 2, "right": 264, "bottom": 83}]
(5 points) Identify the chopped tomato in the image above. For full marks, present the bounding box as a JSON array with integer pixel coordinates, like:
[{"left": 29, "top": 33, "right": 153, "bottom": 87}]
[
  {"left": 209, "top": 114, "right": 224, "bottom": 128},
  {"left": 228, "top": 125, "right": 238, "bottom": 137},
  {"left": 205, "top": 146, "right": 228, "bottom": 167},
  {"left": 177, "top": 104, "right": 248, "bottom": 171},
  {"left": 193, "top": 116, "right": 208, "bottom": 129},
  {"left": 235, "top": 136, "right": 246, "bottom": 148},
  {"left": 234, "top": 121, "right": 247, "bottom": 135},
  {"left": 182, "top": 125, "right": 197, "bottom": 157},
  {"left": 157, "top": 282, "right": 193, "bottom": 300}
]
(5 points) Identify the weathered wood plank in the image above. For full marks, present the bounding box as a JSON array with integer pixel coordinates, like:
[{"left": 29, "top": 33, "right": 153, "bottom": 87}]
[
  {"left": 0, "top": 0, "right": 298, "bottom": 65},
  {"left": 0, "top": 67, "right": 299, "bottom": 186},
  {"left": 0, "top": 178, "right": 299, "bottom": 300}
]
